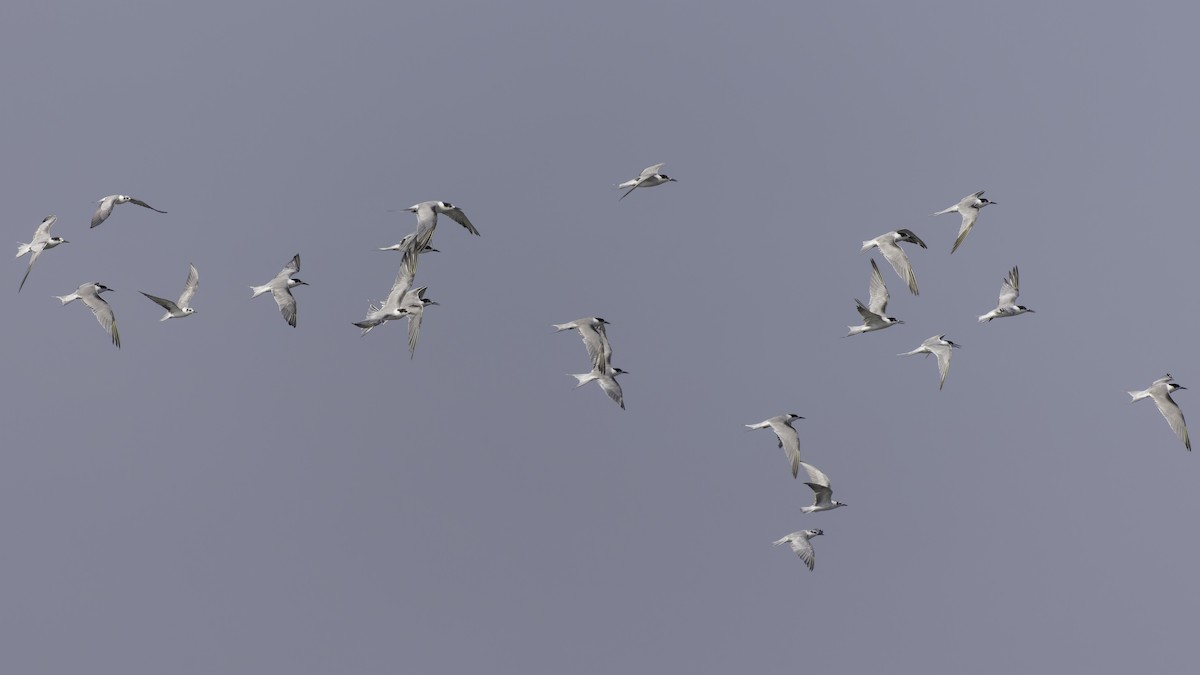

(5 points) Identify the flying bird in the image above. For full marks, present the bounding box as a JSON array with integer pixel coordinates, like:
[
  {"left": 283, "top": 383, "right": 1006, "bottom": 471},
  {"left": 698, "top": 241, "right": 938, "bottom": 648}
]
[
  {"left": 354, "top": 251, "right": 418, "bottom": 335},
  {"left": 250, "top": 254, "right": 308, "bottom": 327},
  {"left": 1128, "top": 374, "right": 1190, "bottom": 451},
  {"left": 17, "top": 215, "right": 68, "bottom": 292},
  {"left": 378, "top": 231, "right": 439, "bottom": 254},
  {"left": 56, "top": 282, "right": 120, "bottom": 348},
  {"left": 797, "top": 462, "right": 846, "bottom": 514},
  {"left": 933, "top": 190, "right": 995, "bottom": 254},
  {"left": 553, "top": 317, "right": 612, "bottom": 369},
  {"left": 861, "top": 229, "right": 926, "bottom": 295},
  {"left": 773, "top": 529, "right": 824, "bottom": 571},
  {"left": 745, "top": 413, "right": 804, "bottom": 478},
  {"left": 400, "top": 286, "right": 438, "bottom": 358},
  {"left": 90, "top": 194, "right": 168, "bottom": 229},
  {"left": 140, "top": 263, "right": 199, "bottom": 321},
  {"left": 404, "top": 201, "right": 479, "bottom": 255},
  {"left": 846, "top": 258, "right": 904, "bottom": 336},
  {"left": 900, "top": 334, "right": 962, "bottom": 390},
  {"left": 570, "top": 365, "right": 627, "bottom": 410},
  {"left": 978, "top": 266, "right": 1034, "bottom": 322},
  {"left": 617, "top": 162, "right": 677, "bottom": 200}
]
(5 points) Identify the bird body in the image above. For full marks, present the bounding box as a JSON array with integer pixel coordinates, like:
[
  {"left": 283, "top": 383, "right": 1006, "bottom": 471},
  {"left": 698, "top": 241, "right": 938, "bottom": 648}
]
[
  {"left": 933, "top": 190, "right": 995, "bottom": 254},
  {"left": 900, "top": 334, "right": 962, "bottom": 389},
  {"left": 1128, "top": 374, "right": 1190, "bottom": 450},
  {"left": 141, "top": 263, "right": 199, "bottom": 321},
  {"left": 56, "top": 282, "right": 120, "bottom": 348},
  {"left": 617, "top": 163, "right": 677, "bottom": 200},
  {"left": 570, "top": 365, "right": 627, "bottom": 409},
  {"left": 91, "top": 194, "right": 167, "bottom": 229},
  {"left": 773, "top": 529, "right": 824, "bottom": 570},
  {"left": 797, "top": 462, "right": 846, "bottom": 514},
  {"left": 553, "top": 317, "right": 612, "bottom": 369},
  {"left": 861, "top": 229, "right": 926, "bottom": 295},
  {"left": 847, "top": 258, "right": 904, "bottom": 336},
  {"left": 17, "top": 215, "right": 68, "bottom": 292},
  {"left": 745, "top": 413, "right": 804, "bottom": 478},
  {"left": 251, "top": 254, "right": 307, "bottom": 327},
  {"left": 978, "top": 266, "right": 1033, "bottom": 322}
]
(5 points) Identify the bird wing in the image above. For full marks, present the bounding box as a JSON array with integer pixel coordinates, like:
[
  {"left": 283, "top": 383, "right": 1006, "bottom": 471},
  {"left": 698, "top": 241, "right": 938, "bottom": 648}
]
[
  {"left": 950, "top": 209, "right": 978, "bottom": 254},
  {"left": 32, "top": 215, "right": 56, "bottom": 242},
  {"left": 382, "top": 254, "right": 417, "bottom": 312},
  {"left": 854, "top": 298, "right": 881, "bottom": 324},
  {"left": 878, "top": 238, "right": 919, "bottom": 296},
  {"left": 599, "top": 374, "right": 625, "bottom": 409},
  {"left": 867, "top": 258, "right": 889, "bottom": 314},
  {"left": 805, "top": 482, "right": 835, "bottom": 507},
  {"left": 272, "top": 286, "right": 298, "bottom": 327},
  {"left": 997, "top": 266, "right": 1019, "bottom": 306},
  {"left": 619, "top": 181, "right": 644, "bottom": 201},
  {"left": 1154, "top": 390, "right": 1191, "bottom": 450},
  {"left": 769, "top": 419, "right": 802, "bottom": 478},
  {"left": 81, "top": 291, "right": 120, "bottom": 347},
  {"left": 895, "top": 229, "right": 928, "bottom": 249},
  {"left": 18, "top": 247, "right": 43, "bottom": 292},
  {"left": 140, "top": 291, "right": 180, "bottom": 314},
  {"left": 640, "top": 163, "right": 665, "bottom": 178},
  {"left": 776, "top": 535, "right": 816, "bottom": 570},
  {"left": 798, "top": 461, "right": 832, "bottom": 487},
  {"left": 177, "top": 263, "right": 200, "bottom": 308},
  {"left": 406, "top": 307, "right": 424, "bottom": 358},
  {"left": 90, "top": 196, "right": 116, "bottom": 228},
  {"left": 444, "top": 206, "right": 480, "bottom": 236},
  {"left": 128, "top": 197, "right": 167, "bottom": 214},
  {"left": 931, "top": 343, "right": 954, "bottom": 389},
  {"left": 278, "top": 253, "right": 301, "bottom": 279}
]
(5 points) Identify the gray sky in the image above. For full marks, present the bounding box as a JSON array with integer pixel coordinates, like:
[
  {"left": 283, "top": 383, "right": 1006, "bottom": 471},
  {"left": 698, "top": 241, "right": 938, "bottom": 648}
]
[{"left": 3, "top": 2, "right": 1199, "bottom": 673}]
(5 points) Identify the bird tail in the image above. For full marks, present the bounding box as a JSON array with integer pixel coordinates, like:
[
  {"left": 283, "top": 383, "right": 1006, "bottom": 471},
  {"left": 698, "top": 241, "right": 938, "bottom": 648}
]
[
  {"left": 552, "top": 323, "right": 574, "bottom": 332},
  {"left": 860, "top": 240, "right": 875, "bottom": 252},
  {"left": 977, "top": 314, "right": 990, "bottom": 323},
  {"left": 1127, "top": 390, "right": 1150, "bottom": 402},
  {"left": 933, "top": 206, "right": 956, "bottom": 216},
  {"left": 571, "top": 372, "right": 596, "bottom": 388},
  {"left": 771, "top": 537, "right": 789, "bottom": 546},
  {"left": 54, "top": 294, "right": 74, "bottom": 305},
  {"left": 249, "top": 284, "right": 270, "bottom": 298},
  {"left": 16, "top": 242, "right": 30, "bottom": 258}
]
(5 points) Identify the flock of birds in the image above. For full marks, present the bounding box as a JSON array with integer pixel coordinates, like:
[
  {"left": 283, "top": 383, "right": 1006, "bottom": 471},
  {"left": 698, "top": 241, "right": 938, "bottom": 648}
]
[{"left": 16, "top": 174, "right": 1191, "bottom": 573}]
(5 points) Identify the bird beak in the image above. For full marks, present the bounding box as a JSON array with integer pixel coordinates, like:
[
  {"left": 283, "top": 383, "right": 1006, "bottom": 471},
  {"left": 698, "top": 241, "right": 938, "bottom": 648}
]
[
  {"left": 897, "top": 319, "right": 906, "bottom": 324},
  {"left": 1178, "top": 385, "right": 1188, "bottom": 390},
  {"left": 428, "top": 301, "right": 441, "bottom": 306}
]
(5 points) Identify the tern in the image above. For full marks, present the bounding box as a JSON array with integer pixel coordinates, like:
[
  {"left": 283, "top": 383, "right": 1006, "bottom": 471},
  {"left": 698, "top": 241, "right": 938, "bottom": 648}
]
[
  {"left": 745, "top": 413, "right": 804, "bottom": 478},
  {"left": 90, "top": 194, "right": 168, "bottom": 229},
  {"left": 933, "top": 190, "right": 995, "bottom": 254},
  {"left": 56, "top": 282, "right": 120, "bottom": 348},
  {"left": 617, "top": 162, "right": 677, "bottom": 201},
  {"left": 404, "top": 201, "right": 479, "bottom": 254},
  {"left": 861, "top": 229, "right": 926, "bottom": 295},
  {"left": 570, "top": 365, "right": 627, "bottom": 410},
  {"left": 354, "top": 251, "right": 418, "bottom": 335},
  {"left": 250, "top": 254, "right": 308, "bottom": 327},
  {"left": 553, "top": 317, "right": 612, "bottom": 369},
  {"left": 400, "top": 286, "right": 438, "bottom": 358},
  {"left": 846, "top": 258, "right": 904, "bottom": 336},
  {"left": 773, "top": 529, "right": 824, "bottom": 571},
  {"left": 978, "top": 266, "right": 1034, "bottom": 322},
  {"left": 900, "top": 334, "right": 962, "bottom": 390},
  {"left": 1128, "top": 374, "right": 1190, "bottom": 451},
  {"left": 140, "top": 263, "right": 199, "bottom": 321},
  {"left": 797, "top": 462, "right": 846, "bottom": 514},
  {"left": 17, "top": 215, "right": 68, "bottom": 292}
]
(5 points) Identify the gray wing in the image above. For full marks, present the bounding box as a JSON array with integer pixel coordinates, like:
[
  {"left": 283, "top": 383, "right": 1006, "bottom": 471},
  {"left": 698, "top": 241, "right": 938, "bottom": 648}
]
[
  {"left": 805, "top": 483, "right": 835, "bottom": 508},
  {"left": 443, "top": 206, "right": 480, "bottom": 236},
  {"left": 382, "top": 253, "right": 418, "bottom": 312},
  {"left": 18, "top": 247, "right": 42, "bottom": 292},
  {"left": 997, "top": 266, "right": 1019, "bottom": 306},
  {"left": 798, "top": 461, "right": 831, "bottom": 487},
  {"left": 854, "top": 299, "right": 883, "bottom": 325},
  {"left": 878, "top": 238, "right": 919, "bottom": 295},
  {"left": 32, "top": 215, "right": 56, "bottom": 242},
  {"left": 1153, "top": 391, "right": 1191, "bottom": 450},
  {"left": 272, "top": 286, "right": 298, "bottom": 327},
  {"left": 82, "top": 292, "right": 120, "bottom": 347},
  {"left": 406, "top": 308, "right": 424, "bottom": 358},
  {"left": 598, "top": 374, "right": 625, "bottom": 409},
  {"left": 931, "top": 343, "right": 954, "bottom": 389},
  {"left": 177, "top": 263, "right": 199, "bottom": 308},
  {"left": 90, "top": 196, "right": 116, "bottom": 228},
  {"left": 278, "top": 254, "right": 301, "bottom": 279},
  {"left": 867, "top": 258, "right": 889, "bottom": 314},
  {"left": 788, "top": 536, "right": 816, "bottom": 570},
  {"left": 128, "top": 197, "right": 168, "bottom": 214},
  {"left": 577, "top": 324, "right": 608, "bottom": 367},
  {"left": 640, "top": 162, "right": 665, "bottom": 178},
  {"left": 141, "top": 291, "right": 180, "bottom": 313},
  {"left": 950, "top": 209, "right": 979, "bottom": 254},
  {"left": 769, "top": 421, "right": 802, "bottom": 478}
]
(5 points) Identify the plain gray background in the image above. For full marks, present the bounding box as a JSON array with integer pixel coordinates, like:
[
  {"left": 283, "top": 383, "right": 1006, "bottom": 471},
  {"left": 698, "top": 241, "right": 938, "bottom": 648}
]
[{"left": 3, "top": 2, "right": 1198, "bottom": 672}]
